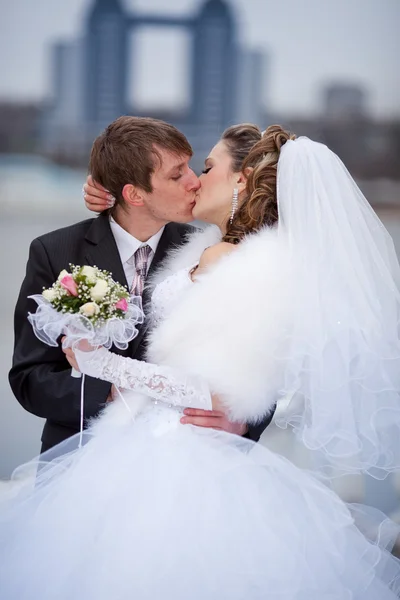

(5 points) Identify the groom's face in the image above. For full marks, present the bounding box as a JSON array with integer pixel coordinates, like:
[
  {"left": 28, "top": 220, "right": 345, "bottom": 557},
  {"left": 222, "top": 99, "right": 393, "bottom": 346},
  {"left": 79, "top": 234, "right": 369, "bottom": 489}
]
[{"left": 140, "top": 149, "right": 201, "bottom": 224}]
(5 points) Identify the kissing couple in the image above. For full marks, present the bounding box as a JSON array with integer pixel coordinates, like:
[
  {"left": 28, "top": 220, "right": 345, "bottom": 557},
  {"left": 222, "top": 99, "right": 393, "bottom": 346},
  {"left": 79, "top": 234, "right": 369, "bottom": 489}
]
[{"left": 4, "top": 116, "right": 400, "bottom": 599}]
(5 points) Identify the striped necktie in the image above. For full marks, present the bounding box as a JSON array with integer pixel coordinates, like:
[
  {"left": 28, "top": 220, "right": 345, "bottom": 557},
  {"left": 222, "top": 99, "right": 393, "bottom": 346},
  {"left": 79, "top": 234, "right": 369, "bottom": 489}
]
[{"left": 130, "top": 245, "right": 153, "bottom": 296}]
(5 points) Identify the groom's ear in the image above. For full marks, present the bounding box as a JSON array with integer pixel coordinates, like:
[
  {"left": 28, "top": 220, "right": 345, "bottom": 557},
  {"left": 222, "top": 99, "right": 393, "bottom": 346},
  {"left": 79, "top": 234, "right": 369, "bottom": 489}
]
[{"left": 122, "top": 184, "right": 145, "bottom": 207}]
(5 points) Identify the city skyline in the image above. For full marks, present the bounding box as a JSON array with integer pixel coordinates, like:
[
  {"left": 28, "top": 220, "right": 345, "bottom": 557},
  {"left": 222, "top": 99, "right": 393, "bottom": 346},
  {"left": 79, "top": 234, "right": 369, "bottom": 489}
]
[
  {"left": 0, "top": 0, "right": 399, "bottom": 118},
  {"left": 40, "top": 0, "right": 265, "bottom": 169},
  {"left": 80, "top": 0, "right": 241, "bottom": 128}
]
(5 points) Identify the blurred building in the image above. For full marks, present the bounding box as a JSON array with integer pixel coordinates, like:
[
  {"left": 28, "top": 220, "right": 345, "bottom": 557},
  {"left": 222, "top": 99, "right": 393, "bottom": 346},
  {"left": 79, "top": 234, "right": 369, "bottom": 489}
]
[
  {"left": 273, "top": 81, "right": 399, "bottom": 183},
  {"left": 323, "top": 83, "right": 367, "bottom": 121},
  {"left": 191, "top": 0, "right": 237, "bottom": 129},
  {"left": 39, "top": 0, "right": 267, "bottom": 167},
  {"left": 278, "top": 114, "right": 400, "bottom": 183},
  {"left": 5, "top": 0, "right": 398, "bottom": 183},
  {"left": 85, "top": 0, "right": 128, "bottom": 127},
  {"left": 235, "top": 49, "right": 265, "bottom": 126},
  {"left": 52, "top": 41, "right": 84, "bottom": 127},
  {"left": 40, "top": 40, "right": 86, "bottom": 163},
  {"left": 0, "top": 103, "right": 41, "bottom": 153}
]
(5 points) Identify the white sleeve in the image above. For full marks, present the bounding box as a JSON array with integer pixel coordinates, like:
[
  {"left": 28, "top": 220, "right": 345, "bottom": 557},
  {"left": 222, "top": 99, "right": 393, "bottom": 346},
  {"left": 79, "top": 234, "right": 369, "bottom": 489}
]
[{"left": 75, "top": 347, "right": 212, "bottom": 410}]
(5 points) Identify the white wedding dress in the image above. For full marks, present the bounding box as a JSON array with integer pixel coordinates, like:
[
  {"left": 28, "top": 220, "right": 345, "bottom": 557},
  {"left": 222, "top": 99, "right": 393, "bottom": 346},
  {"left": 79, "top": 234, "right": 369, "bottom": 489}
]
[{"left": 1, "top": 265, "right": 400, "bottom": 600}]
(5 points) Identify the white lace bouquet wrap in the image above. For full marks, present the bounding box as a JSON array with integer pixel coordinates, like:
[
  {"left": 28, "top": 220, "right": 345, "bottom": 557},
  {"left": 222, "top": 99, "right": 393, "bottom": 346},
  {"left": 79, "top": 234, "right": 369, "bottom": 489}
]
[{"left": 28, "top": 264, "right": 144, "bottom": 368}]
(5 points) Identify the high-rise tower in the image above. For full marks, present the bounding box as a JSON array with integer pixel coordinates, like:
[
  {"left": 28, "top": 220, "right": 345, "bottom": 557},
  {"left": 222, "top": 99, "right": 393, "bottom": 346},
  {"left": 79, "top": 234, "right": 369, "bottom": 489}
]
[
  {"left": 191, "top": 0, "right": 237, "bottom": 130},
  {"left": 84, "top": 0, "right": 128, "bottom": 127}
]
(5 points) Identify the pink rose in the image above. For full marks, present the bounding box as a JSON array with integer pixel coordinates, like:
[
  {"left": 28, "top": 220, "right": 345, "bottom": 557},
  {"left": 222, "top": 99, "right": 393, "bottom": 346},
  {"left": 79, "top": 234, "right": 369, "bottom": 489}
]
[
  {"left": 60, "top": 275, "right": 78, "bottom": 297},
  {"left": 115, "top": 297, "right": 128, "bottom": 312}
]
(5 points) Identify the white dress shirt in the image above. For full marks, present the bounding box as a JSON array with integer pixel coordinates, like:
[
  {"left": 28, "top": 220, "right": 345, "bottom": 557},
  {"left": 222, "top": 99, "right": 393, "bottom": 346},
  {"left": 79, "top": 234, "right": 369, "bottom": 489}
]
[{"left": 109, "top": 217, "right": 165, "bottom": 289}]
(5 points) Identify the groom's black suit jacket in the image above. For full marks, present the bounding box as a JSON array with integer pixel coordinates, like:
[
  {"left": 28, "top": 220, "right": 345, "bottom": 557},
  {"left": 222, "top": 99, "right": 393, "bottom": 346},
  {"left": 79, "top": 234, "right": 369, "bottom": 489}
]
[{"left": 9, "top": 214, "right": 272, "bottom": 452}]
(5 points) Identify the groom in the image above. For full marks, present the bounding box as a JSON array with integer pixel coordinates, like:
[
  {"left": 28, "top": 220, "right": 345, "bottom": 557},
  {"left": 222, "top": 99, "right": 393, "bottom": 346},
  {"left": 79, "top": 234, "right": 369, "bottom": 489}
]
[{"left": 9, "top": 116, "right": 272, "bottom": 452}]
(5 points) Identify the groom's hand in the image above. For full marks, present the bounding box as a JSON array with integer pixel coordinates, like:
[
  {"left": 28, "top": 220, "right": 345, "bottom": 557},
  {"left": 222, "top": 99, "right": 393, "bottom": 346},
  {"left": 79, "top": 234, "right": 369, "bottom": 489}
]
[{"left": 180, "top": 408, "right": 248, "bottom": 436}]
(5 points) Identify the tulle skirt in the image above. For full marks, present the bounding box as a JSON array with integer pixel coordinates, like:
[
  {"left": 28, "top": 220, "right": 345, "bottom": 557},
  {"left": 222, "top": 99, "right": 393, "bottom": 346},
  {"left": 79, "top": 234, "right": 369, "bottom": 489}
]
[{"left": 1, "top": 398, "right": 400, "bottom": 600}]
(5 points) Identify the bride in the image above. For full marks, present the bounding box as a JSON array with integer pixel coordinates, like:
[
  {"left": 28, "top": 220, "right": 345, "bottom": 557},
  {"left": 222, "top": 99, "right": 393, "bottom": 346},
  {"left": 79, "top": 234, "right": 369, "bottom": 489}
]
[{"left": 2, "top": 124, "right": 400, "bottom": 599}]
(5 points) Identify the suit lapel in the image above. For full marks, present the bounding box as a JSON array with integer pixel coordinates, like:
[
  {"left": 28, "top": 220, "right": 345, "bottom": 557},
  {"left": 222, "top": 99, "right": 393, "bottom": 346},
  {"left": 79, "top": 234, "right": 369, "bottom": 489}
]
[{"left": 84, "top": 214, "right": 128, "bottom": 290}]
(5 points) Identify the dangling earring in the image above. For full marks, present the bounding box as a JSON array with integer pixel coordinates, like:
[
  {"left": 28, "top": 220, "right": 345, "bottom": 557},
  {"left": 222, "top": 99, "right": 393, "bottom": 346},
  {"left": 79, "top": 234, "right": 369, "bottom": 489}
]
[{"left": 230, "top": 188, "right": 239, "bottom": 224}]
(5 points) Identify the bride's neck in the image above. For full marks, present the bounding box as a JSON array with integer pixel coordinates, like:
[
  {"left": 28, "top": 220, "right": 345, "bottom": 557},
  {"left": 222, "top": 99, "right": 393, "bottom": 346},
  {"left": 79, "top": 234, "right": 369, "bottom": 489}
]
[{"left": 211, "top": 213, "right": 229, "bottom": 236}]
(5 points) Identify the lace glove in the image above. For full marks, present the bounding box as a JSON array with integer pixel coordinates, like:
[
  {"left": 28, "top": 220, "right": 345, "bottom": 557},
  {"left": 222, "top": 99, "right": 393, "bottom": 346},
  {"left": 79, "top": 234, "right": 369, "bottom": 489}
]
[{"left": 75, "top": 347, "right": 212, "bottom": 410}]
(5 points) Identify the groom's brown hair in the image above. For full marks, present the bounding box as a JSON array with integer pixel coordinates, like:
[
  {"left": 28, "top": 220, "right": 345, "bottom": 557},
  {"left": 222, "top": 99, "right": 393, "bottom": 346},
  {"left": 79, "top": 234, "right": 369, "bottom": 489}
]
[{"left": 89, "top": 116, "right": 193, "bottom": 209}]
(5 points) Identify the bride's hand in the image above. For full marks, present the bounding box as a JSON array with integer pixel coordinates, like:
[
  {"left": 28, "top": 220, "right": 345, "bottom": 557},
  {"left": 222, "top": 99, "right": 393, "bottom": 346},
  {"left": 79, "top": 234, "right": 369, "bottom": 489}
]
[
  {"left": 83, "top": 175, "right": 115, "bottom": 213},
  {"left": 61, "top": 338, "right": 96, "bottom": 372}
]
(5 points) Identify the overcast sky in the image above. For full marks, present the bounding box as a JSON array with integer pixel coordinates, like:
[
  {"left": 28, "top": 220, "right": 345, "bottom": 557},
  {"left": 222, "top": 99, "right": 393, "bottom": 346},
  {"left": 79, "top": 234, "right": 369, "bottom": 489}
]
[{"left": 0, "top": 0, "right": 399, "bottom": 118}]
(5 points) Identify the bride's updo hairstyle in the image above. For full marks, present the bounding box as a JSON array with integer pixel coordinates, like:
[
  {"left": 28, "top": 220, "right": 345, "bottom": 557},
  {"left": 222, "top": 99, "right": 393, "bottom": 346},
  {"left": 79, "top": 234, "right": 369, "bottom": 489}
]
[{"left": 222, "top": 124, "right": 296, "bottom": 244}]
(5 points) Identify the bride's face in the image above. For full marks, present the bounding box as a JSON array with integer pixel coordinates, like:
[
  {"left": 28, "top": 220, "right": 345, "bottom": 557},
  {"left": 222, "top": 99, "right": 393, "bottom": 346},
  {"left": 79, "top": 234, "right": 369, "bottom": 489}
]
[{"left": 192, "top": 141, "right": 244, "bottom": 229}]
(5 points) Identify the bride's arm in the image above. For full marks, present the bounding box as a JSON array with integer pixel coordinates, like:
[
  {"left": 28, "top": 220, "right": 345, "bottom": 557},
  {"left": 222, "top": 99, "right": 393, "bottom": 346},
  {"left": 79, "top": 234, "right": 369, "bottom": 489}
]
[
  {"left": 70, "top": 347, "right": 212, "bottom": 411},
  {"left": 62, "top": 243, "right": 233, "bottom": 414}
]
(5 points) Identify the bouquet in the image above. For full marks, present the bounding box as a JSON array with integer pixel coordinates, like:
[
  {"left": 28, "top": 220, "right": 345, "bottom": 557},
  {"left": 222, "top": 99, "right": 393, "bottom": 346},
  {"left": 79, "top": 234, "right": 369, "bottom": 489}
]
[
  {"left": 28, "top": 264, "right": 144, "bottom": 358},
  {"left": 27, "top": 265, "right": 143, "bottom": 444}
]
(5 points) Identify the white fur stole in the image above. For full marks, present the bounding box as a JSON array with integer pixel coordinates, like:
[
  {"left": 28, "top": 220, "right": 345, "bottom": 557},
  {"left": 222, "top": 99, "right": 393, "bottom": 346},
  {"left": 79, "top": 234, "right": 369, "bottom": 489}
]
[
  {"left": 147, "top": 224, "right": 222, "bottom": 290},
  {"left": 146, "top": 226, "right": 292, "bottom": 424}
]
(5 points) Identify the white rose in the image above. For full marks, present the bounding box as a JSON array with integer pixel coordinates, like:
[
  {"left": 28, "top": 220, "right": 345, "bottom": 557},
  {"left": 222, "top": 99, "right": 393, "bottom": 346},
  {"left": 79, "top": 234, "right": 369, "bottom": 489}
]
[
  {"left": 81, "top": 266, "right": 98, "bottom": 283},
  {"left": 42, "top": 288, "right": 56, "bottom": 302},
  {"left": 79, "top": 302, "right": 100, "bottom": 317},
  {"left": 57, "top": 269, "right": 69, "bottom": 282},
  {"left": 90, "top": 279, "right": 109, "bottom": 302}
]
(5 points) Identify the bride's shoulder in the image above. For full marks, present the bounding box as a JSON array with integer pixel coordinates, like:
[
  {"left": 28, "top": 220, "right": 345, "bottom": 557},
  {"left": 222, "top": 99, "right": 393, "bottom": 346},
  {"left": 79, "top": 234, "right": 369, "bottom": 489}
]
[{"left": 198, "top": 242, "right": 237, "bottom": 270}]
